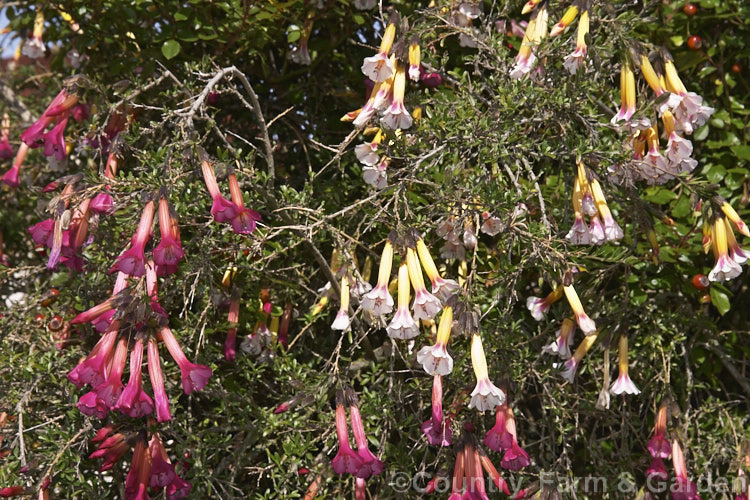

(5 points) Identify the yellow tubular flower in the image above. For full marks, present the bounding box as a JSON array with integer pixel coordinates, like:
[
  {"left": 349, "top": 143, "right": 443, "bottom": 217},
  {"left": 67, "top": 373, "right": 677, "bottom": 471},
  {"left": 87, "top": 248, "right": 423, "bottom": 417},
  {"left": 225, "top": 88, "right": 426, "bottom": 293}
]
[
  {"left": 563, "top": 285, "right": 597, "bottom": 335},
  {"left": 713, "top": 218, "right": 728, "bottom": 256},
  {"left": 550, "top": 5, "right": 579, "bottom": 37},
  {"left": 378, "top": 241, "right": 394, "bottom": 287},
  {"left": 340, "top": 108, "right": 362, "bottom": 122},
  {"left": 436, "top": 306, "right": 453, "bottom": 346},
  {"left": 702, "top": 220, "right": 712, "bottom": 254},
  {"left": 522, "top": 0, "right": 542, "bottom": 15},
  {"left": 416, "top": 238, "right": 440, "bottom": 283},
  {"left": 721, "top": 201, "right": 750, "bottom": 237},
  {"left": 576, "top": 10, "right": 589, "bottom": 49},
  {"left": 625, "top": 60, "right": 636, "bottom": 109},
  {"left": 380, "top": 23, "right": 397, "bottom": 54},
  {"left": 618, "top": 335, "right": 630, "bottom": 375},
  {"left": 572, "top": 176, "right": 584, "bottom": 215},
  {"left": 270, "top": 315, "right": 280, "bottom": 336},
  {"left": 406, "top": 248, "right": 427, "bottom": 292},
  {"left": 33, "top": 10, "right": 44, "bottom": 39},
  {"left": 339, "top": 275, "right": 350, "bottom": 312},
  {"left": 640, "top": 55, "right": 665, "bottom": 94},
  {"left": 548, "top": 285, "right": 564, "bottom": 303},
  {"left": 572, "top": 332, "right": 598, "bottom": 362},
  {"left": 222, "top": 266, "right": 238, "bottom": 288},
  {"left": 589, "top": 178, "right": 613, "bottom": 220},
  {"left": 532, "top": 5, "right": 549, "bottom": 43},
  {"left": 397, "top": 262, "right": 411, "bottom": 310},
  {"left": 312, "top": 295, "right": 329, "bottom": 315},
  {"left": 661, "top": 110, "right": 676, "bottom": 137},
  {"left": 664, "top": 60, "right": 687, "bottom": 95},
  {"left": 470, "top": 334, "right": 489, "bottom": 380}
]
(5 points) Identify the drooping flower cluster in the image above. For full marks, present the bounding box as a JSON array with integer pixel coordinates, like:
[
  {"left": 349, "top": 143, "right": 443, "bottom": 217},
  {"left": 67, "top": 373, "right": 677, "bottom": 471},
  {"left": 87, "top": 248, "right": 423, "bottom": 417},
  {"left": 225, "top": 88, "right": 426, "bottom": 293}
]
[
  {"left": 555, "top": 6, "right": 589, "bottom": 75},
  {"left": 509, "top": 1, "right": 548, "bottom": 79},
  {"left": 703, "top": 201, "right": 749, "bottom": 283},
  {"left": 2, "top": 85, "right": 81, "bottom": 187},
  {"left": 331, "top": 388, "right": 384, "bottom": 481},
  {"left": 484, "top": 401, "right": 532, "bottom": 471},
  {"left": 28, "top": 175, "right": 114, "bottom": 271},
  {"left": 68, "top": 209, "right": 210, "bottom": 421},
  {"left": 612, "top": 50, "right": 714, "bottom": 185},
  {"left": 199, "top": 150, "right": 261, "bottom": 235},
  {"left": 644, "top": 403, "right": 700, "bottom": 499},
  {"left": 89, "top": 426, "right": 191, "bottom": 499},
  {"left": 566, "top": 162, "right": 624, "bottom": 245},
  {"left": 450, "top": 431, "right": 511, "bottom": 498},
  {"left": 110, "top": 195, "right": 184, "bottom": 278}
]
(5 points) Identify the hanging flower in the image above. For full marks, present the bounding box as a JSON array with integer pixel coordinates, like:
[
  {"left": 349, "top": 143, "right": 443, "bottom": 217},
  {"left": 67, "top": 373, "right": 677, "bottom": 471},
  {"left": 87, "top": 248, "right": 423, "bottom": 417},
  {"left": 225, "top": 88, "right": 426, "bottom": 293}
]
[
  {"left": 542, "top": 317, "right": 576, "bottom": 359},
  {"left": 563, "top": 285, "right": 597, "bottom": 335},
  {"left": 361, "top": 18, "right": 397, "bottom": 83},
  {"left": 331, "top": 389, "right": 364, "bottom": 475},
  {"left": 611, "top": 58, "right": 637, "bottom": 124},
  {"left": 526, "top": 285, "right": 563, "bottom": 321},
  {"left": 331, "top": 274, "right": 351, "bottom": 331},
  {"left": 347, "top": 389, "right": 385, "bottom": 478},
  {"left": 421, "top": 375, "right": 452, "bottom": 446},
  {"left": 500, "top": 406, "right": 531, "bottom": 471},
  {"left": 406, "top": 247, "right": 442, "bottom": 321},
  {"left": 387, "top": 262, "right": 420, "bottom": 339},
  {"left": 417, "top": 306, "right": 454, "bottom": 375},
  {"left": 483, "top": 403, "right": 513, "bottom": 452},
  {"left": 510, "top": 5, "right": 548, "bottom": 79},
  {"left": 708, "top": 217, "right": 742, "bottom": 282},
  {"left": 562, "top": 9, "right": 589, "bottom": 74},
  {"left": 416, "top": 236, "right": 459, "bottom": 302},
  {"left": 647, "top": 402, "right": 671, "bottom": 459},
  {"left": 468, "top": 334, "right": 506, "bottom": 411},
  {"left": 550, "top": 5, "right": 579, "bottom": 37},
  {"left": 671, "top": 440, "right": 700, "bottom": 500},
  {"left": 21, "top": 9, "right": 46, "bottom": 59},
  {"left": 609, "top": 335, "right": 640, "bottom": 395},
  {"left": 110, "top": 201, "right": 155, "bottom": 277},
  {"left": 560, "top": 332, "right": 598, "bottom": 383},
  {"left": 361, "top": 240, "right": 395, "bottom": 316},
  {"left": 115, "top": 339, "right": 154, "bottom": 418},
  {"left": 638, "top": 53, "right": 681, "bottom": 116},
  {"left": 381, "top": 63, "right": 413, "bottom": 130}
]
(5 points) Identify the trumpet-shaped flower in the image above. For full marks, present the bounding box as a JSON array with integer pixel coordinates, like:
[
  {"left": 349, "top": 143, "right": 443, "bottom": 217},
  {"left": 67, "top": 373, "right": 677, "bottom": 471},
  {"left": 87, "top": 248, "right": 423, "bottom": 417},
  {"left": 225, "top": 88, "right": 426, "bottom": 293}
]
[
  {"left": 639, "top": 54, "right": 681, "bottom": 116},
  {"left": 362, "top": 156, "right": 389, "bottom": 189},
  {"left": 417, "top": 306, "right": 454, "bottom": 375},
  {"left": 671, "top": 440, "right": 699, "bottom": 500},
  {"left": 348, "top": 390, "right": 384, "bottom": 478},
  {"left": 468, "top": 334, "right": 506, "bottom": 411},
  {"left": 201, "top": 159, "right": 238, "bottom": 223},
  {"left": 331, "top": 275, "right": 351, "bottom": 331},
  {"left": 361, "top": 22, "right": 396, "bottom": 82},
  {"left": 149, "top": 434, "right": 177, "bottom": 488},
  {"left": 361, "top": 241, "right": 395, "bottom": 315},
  {"left": 387, "top": 262, "right": 420, "bottom": 339},
  {"left": 560, "top": 332, "right": 598, "bottom": 383},
  {"left": 354, "top": 129, "right": 383, "bottom": 166},
  {"left": 542, "top": 317, "right": 576, "bottom": 359},
  {"left": 589, "top": 177, "right": 624, "bottom": 241},
  {"left": 562, "top": 10, "right": 588, "bottom": 74},
  {"left": 227, "top": 172, "right": 261, "bottom": 235},
  {"left": 332, "top": 390, "right": 364, "bottom": 475},
  {"left": 381, "top": 65, "right": 413, "bottom": 130},
  {"left": 153, "top": 197, "right": 185, "bottom": 274},
  {"left": 611, "top": 59, "right": 637, "bottom": 124},
  {"left": 720, "top": 200, "right": 750, "bottom": 237},
  {"left": 526, "top": 286, "right": 563, "bottom": 321},
  {"left": 160, "top": 326, "right": 212, "bottom": 395},
  {"left": 110, "top": 201, "right": 154, "bottom": 277},
  {"left": 609, "top": 335, "right": 640, "bottom": 395},
  {"left": 550, "top": 5, "right": 579, "bottom": 37},
  {"left": 116, "top": 339, "right": 154, "bottom": 418},
  {"left": 500, "top": 407, "right": 531, "bottom": 471},
  {"left": 147, "top": 339, "right": 172, "bottom": 422},
  {"left": 563, "top": 285, "right": 597, "bottom": 335},
  {"left": 94, "top": 337, "right": 129, "bottom": 410},
  {"left": 483, "top": 403, "right": 513, "bottom": 452},
  {"left": 421, "top": 375, "right": 452, "bottom": 446},
  {"left": 709, "top": 217, "right": 742, "bottom": 282},
  {"left": 406, "top": 248, "right": 441, "bottom": 321},
  {"left": 408, "top": 39, "right": 421, "bottom": 82},
  {"left": 647, "top": 403, "right": 671, "bottom": 459},
  {"left": 416, "top": 237, "right": 459, "bottom": 302}
]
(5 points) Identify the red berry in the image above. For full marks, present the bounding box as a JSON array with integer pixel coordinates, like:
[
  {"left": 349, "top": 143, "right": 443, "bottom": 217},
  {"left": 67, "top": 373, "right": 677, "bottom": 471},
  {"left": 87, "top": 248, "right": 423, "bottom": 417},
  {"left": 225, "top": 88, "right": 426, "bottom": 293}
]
[
  {"left": 34, "top": 314, "right": 45, "bottom": 323},
  {"left": 692, "top": 274, "right": 709, "bottom": 290},
  {"left": 41, "top": 288, "right": 59, "bottom": 307},
  {"left": 683, "top": 3, "right": 697, "bottom": 16},
  {"left": 687, "top": 35, "right": 702, "bottom": 50},
  {"left": 731, "top": 63, "right": 742, "bottom": 74}
]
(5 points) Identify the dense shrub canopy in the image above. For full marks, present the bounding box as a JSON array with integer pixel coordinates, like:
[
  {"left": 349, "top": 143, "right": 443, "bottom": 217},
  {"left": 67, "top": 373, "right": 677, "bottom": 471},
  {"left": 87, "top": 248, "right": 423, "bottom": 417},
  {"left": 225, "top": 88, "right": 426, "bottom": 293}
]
[{"left": 0, "top": 0, "right": 748, "bottom": 498}]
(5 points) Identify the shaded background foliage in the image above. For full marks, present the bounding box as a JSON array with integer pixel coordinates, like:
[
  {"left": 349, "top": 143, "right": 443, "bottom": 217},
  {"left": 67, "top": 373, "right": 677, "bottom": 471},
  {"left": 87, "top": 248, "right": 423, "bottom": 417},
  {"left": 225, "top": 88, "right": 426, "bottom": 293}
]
[{"left": 0, "top": 0, "right": 748, "bottom": 498}]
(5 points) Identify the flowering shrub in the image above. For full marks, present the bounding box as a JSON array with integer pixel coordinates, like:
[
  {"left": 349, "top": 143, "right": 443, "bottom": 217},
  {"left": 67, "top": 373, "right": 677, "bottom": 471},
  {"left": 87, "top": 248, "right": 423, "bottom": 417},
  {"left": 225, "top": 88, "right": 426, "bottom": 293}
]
[{"left": 1, "top": 0, "right": 749, "bottom": 498}]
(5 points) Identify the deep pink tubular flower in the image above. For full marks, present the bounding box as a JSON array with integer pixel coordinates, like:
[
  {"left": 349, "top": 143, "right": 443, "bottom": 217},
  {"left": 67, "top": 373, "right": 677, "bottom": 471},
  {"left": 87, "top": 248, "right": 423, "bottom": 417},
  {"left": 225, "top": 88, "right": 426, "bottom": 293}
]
[
  {"left": 166, "top": 474, "right": 192, "bottom": 500},
  {"left": 671, "top": 440, "right": 700, "bottom": 500},
  {"left": 71, "top": 103, "right": 91, "bottom": 122},
  {"left": 145, "top": 260, "right": 168, "bottom": 318},
  {"left": 90, "top": 192, "right": 114, "bottom": 215},
  {"left": 149, "top": 433, "right": 177, "bottom": 488},
  {"left": 147, "top": 339, "right": 172, "bottom": 423},
  {"left": 110, "top": 200, "right": 154, "bottom": 277},
  {"left": 95, "top": 337, "right": 129, "bottom": 410},
  {"left": 200, "top": 158, "right": 238, "bottom": 223},
  {"left": 160, "top": 326, "right": 212, "bottom": 394},
  {"left": 67, "top": 322, "right": 120, "bottom": 388},
  {"left": 479, "top": 451, "right": 511, "bottom": 496},
  {"left": 347, "top": 389, "right": 384, "bottom": 478},
  {"left": 0, "top": 139, "right": 12, "bottom": 160},
  {"left": 124, "top": 438, "right": 151, "bottom": 500},
  {"left": 70, "top": 297, "right": 115, "bottom": 325},
  {"left": 90, "top": 432, "right": 130, "bottom": 471},
  {"left": 501, "top": 407, "right": 531, "bottom": 471},
  {"left": 449, "top": 444, "right": 465, "bottom": 500},
  {"left": 20, "top": 89, "right": 79, "bottom": 146},
  {"left": 421, "top": 375, "right": 452, "bottom": 446},
  {"left": 483, "top": 403, "right": 513, "bottom": 452},
  {"left": 647, "top": 403, "right": 671, "bottom": 459},
  {"left": 647, "top": 456, "right": 668, "bottom": 483},
  {"left": 29, "top": 218, "right": 55, "bottom": 247},
  {"left": 463, "top": 438, "right": 489, "bottom": 500},
  {"left": 331, "top": 389, "right": 363, "bottom": 475},
  {"left": 225, "top": 298, "right": 240, "bottom": 362},
  {"left": 2, "top": 142, "right": 29, "bottom": 187},
  {"left": 116, "top": 339, "right": 154, "bottom": 418},
  {"left": 42, "top": 116, "right": 69, "bottom": 160},
  {"left": 153, "top": 196, "right": 184, "bottom": 275},
  {"left": 228, "top": 172, "right": 261, "bottom": 235},
  {"left": 76, "top": 390, "right": 109, "bottom": 419}
]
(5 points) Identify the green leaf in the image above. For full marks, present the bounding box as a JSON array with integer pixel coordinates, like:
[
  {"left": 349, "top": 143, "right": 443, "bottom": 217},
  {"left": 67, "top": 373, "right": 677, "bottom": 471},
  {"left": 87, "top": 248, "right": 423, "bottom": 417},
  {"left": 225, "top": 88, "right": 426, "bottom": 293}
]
[
  {"left": 161, "top": 39, "right": 181, "bottom": 59},
  {"left": 642, "top": 186, "right": 677, "bottom": 204},
  {"left": 709, "top": 288, "right": 730, "bottom": 315},
  {"left": 730, "top": 145, "right": 750, "bottom": 160}
]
